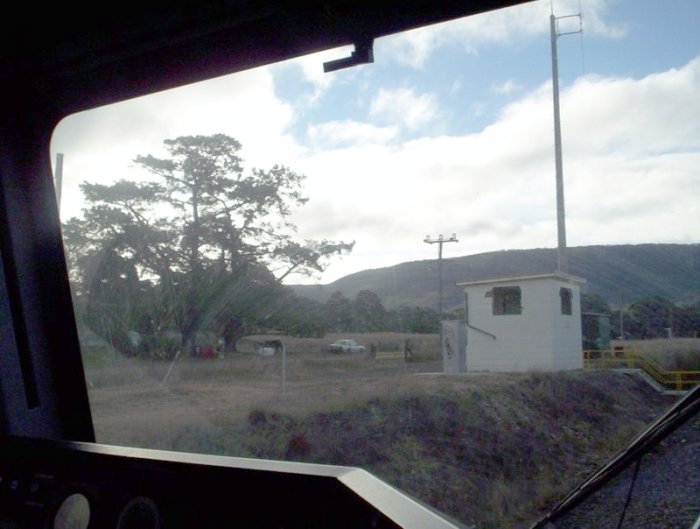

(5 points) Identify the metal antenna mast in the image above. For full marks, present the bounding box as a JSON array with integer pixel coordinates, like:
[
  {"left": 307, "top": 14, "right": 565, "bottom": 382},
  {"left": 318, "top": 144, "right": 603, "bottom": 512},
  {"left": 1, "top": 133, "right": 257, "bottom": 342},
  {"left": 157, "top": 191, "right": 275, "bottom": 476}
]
[
  {"left": 424, "top": 233, "right": 458, "bottom": 324},
  {"left": 550, "top": 8, "right": 582, "bottom": 273}
]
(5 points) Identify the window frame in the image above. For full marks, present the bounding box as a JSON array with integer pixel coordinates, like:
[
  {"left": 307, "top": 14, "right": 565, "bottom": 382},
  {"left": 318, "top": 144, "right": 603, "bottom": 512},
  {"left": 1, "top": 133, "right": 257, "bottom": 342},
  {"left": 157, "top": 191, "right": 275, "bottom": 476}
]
[
  {"left": 560, "top": 287, "right": 573, "bottom": 316},
  {"left": 491, "top": 286, "right": 522, "bottom": 316}
]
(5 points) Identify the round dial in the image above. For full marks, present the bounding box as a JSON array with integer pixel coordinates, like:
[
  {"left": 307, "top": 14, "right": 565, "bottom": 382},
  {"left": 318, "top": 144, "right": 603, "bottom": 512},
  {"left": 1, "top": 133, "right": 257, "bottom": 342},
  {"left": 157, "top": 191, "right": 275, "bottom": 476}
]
[
  {"left": 54, "top": 493, "right": 90, "bottom": 529},
  {"left": 117, "top": 496, "right": 160, "bottom": 529}
]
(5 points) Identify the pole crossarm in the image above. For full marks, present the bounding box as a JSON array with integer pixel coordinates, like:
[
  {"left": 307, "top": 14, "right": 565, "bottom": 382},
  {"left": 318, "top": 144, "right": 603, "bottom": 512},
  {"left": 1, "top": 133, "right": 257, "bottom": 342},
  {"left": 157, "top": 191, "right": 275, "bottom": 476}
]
[{"left": 554, "top": 13, "right": 583, "bottom": 37}]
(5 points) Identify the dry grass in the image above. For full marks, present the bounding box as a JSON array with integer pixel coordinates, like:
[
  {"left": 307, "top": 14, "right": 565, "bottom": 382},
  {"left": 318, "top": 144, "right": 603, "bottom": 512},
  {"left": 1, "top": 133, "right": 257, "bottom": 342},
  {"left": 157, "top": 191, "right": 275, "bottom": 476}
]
[
  {"left": 611, "top": 338, "right": 700, "bottom": 370},
  {"left": 81, "top": 335, "right": 674, "bottom": 528},
  {"left": 83, "top": 336, "right": 444, "bottom": 445}
]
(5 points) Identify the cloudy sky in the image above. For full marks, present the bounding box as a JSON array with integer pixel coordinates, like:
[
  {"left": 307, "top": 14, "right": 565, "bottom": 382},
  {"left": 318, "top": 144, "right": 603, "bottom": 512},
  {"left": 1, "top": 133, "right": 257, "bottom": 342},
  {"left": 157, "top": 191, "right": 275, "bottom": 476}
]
[{"left": 51, "top": 0, "right": 700, "bottom": 285}]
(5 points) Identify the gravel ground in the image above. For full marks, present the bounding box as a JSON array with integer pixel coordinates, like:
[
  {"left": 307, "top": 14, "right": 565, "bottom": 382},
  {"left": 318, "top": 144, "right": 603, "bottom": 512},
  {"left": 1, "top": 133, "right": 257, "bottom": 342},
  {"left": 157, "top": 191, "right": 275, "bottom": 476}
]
[{"left": 552, "top": 413, "right": 700, "bottom": 529}]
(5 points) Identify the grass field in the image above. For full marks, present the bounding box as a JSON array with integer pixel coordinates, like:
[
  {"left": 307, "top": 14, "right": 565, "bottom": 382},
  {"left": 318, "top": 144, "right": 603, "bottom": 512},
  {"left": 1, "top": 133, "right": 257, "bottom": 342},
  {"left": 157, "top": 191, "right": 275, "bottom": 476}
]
[
  {"left": 82, "top": 334, "right": 675, "bottom": 528},
  {"left": 239, "top": 331, "right": 441, "bottom": 358}
]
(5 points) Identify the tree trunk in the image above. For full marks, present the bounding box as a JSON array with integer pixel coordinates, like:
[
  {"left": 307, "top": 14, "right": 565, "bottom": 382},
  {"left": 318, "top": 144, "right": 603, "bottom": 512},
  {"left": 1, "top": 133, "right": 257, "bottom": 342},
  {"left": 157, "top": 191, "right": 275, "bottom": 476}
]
[
  {"left": 223, "top": 317, "right": 245, "bottom": 352},
  {"left": 181, "top": 326, "right": 199, "bottom": 357}
]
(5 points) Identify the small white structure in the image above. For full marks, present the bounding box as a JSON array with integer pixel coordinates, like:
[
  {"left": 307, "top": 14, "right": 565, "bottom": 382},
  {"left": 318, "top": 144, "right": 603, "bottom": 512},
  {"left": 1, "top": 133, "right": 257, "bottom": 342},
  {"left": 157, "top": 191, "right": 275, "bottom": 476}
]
[
  {"left": 457, "top": 272, "right": 585, "bottom": 372},
  {"left": 442, "top": 320, "right": 467, "bottom": 373}
]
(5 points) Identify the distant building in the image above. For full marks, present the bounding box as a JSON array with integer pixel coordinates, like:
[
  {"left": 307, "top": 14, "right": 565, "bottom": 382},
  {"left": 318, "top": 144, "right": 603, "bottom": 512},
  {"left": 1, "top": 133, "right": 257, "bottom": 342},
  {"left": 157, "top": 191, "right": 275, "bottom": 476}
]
[{"left": 457, "top": 272, "right": 585, "bottom": 372}]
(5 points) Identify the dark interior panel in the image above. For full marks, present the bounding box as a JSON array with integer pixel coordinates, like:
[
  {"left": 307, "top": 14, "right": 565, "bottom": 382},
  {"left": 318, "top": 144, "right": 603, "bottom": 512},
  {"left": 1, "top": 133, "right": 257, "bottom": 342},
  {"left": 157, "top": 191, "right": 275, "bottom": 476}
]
[{"left": 0, "top": 435, "right": 462, "bottom": 528}]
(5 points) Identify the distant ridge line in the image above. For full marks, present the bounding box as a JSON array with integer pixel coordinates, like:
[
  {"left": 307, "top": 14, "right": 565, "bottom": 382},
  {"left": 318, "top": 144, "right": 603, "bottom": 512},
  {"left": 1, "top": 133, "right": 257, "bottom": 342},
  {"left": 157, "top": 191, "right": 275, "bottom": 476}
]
[{"left": 290, "top": 243, "right": 700, "bottom": 309}]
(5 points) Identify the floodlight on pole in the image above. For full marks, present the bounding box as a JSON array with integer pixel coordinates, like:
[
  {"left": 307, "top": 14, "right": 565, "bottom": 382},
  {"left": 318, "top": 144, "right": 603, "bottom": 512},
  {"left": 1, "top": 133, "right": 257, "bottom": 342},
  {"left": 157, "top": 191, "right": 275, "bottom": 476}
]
[{"left": 550, "top": 9, "right": 582, "bottom": 274}]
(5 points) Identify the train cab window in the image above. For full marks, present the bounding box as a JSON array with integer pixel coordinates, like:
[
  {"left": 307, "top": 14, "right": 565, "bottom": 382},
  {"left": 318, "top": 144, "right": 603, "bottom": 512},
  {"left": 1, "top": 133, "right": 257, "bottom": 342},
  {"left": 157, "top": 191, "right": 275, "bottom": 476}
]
[{"left": 46, "top": 1, "right": 700, "bottom": 527}]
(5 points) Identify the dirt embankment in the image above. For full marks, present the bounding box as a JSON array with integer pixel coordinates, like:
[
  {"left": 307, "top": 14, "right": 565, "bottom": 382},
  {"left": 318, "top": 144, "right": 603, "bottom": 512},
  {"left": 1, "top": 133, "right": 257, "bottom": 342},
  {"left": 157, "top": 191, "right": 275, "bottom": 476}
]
[{"left": 100, "top": 368, "right": 674, "bottom": 528}]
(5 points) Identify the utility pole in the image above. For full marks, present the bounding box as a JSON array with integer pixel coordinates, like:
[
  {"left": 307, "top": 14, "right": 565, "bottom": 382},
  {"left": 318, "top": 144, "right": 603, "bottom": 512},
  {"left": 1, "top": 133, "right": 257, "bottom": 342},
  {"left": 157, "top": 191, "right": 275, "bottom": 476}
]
[
  {"left": 424, "top": 234, "right": 458, "bottom": 324},
  {"left": 550, "top": 9, "right": 582, "bottom": 273},
  {"left": 619, "top": 307, "right": 624, "bottom": 340}
]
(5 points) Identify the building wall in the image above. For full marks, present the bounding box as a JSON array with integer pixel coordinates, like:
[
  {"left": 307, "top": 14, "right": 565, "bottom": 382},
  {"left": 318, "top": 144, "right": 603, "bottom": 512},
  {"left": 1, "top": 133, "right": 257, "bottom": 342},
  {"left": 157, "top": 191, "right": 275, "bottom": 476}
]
[
  {"left": 549, "top": 282, "right": 583, "bottom": 370},
  {"left": 465, "top": 277, "right": 582, "bottom": 372}
]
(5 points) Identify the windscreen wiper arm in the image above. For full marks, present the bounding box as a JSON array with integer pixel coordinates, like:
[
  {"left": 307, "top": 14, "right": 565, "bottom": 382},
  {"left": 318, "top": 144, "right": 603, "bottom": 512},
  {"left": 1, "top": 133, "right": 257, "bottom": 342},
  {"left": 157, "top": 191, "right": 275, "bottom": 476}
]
[{"left": 531, "top": 383, "right": 700, "bottom": 528}]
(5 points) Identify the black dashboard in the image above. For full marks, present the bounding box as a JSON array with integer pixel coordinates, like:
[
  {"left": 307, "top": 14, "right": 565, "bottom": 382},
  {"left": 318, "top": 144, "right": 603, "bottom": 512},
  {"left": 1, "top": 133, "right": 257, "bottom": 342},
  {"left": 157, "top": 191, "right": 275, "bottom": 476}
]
[{"left": 0, "top": 435, "right": 464, "bottom": 528}]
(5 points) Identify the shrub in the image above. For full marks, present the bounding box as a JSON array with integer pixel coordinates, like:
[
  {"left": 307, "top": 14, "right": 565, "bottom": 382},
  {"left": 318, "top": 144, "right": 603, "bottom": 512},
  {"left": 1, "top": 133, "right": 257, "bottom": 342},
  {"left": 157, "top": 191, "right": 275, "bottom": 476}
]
[
  {"left": 247, "top": 409, "right": 267, "bottom": 427},
  {"left": 285, "top": 431, "right": 311, "bottom": 459}
]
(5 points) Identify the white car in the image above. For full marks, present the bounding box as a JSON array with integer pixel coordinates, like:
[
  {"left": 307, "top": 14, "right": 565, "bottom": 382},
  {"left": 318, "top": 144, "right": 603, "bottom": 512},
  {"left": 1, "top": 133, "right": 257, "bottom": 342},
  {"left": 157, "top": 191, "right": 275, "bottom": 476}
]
[{"left": 328, "top": 339, "right": 366, "bottom": 354}]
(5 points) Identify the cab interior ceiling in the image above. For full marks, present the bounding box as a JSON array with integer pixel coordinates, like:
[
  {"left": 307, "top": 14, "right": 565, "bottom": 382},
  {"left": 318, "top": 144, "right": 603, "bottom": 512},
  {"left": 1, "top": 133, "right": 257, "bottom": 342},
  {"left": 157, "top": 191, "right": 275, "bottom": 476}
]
[{"left": 2, "top": 0, "right": 532, "bottom": 117}]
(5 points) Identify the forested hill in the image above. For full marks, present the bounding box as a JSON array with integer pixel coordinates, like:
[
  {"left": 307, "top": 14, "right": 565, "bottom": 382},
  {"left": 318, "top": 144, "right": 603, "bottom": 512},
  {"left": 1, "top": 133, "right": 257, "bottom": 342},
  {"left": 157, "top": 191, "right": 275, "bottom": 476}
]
[{"left": 290, "top": 244, "right": 700, "bottom": 310}]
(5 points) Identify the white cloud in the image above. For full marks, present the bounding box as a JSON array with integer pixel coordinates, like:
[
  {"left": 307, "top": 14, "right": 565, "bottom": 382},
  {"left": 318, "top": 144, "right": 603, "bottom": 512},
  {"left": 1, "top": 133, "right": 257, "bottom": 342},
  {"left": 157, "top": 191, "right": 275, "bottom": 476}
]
[
  {"left": 276, "top": 45, "right": 357, "bottom": 104},
  {"left": 492, "top": 79, "right": 523, "bottom": 94},
  {"left": 570, "top": 0, "right": 626, "bottom": 39},
  {"left": 307, "top": 120, "right": 398, "bottom": 147},
  {"left": 561, "top": 59, "right": 700, "bottom": 157},
  {"left": 50, "top": 43, "right": 700, "bottom": 286},
  {"left": 289, "top": 56, "right": 700, "bottom": 283},
  {"left": 378, "top": 0, "right": 625, "bottom": 68},
  {"left": 297, "top": 50, "right": 340, "bottom": 93},
  {"left": 369, "top": 88, "right": 439, "bottom": 130},
  {"left": 51, "top": 66, "right": 301, "bottom": 219}
]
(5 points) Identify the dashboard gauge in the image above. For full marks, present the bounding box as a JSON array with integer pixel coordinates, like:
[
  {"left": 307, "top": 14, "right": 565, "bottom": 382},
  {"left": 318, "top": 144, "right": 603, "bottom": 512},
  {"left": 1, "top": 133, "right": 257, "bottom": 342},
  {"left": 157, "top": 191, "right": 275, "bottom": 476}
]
[
  {"left": 117, "top": 497, "right": 160, "bottom": 529},
  {"left": 54, "top": 493, "right": 90, "bottom": 529}
]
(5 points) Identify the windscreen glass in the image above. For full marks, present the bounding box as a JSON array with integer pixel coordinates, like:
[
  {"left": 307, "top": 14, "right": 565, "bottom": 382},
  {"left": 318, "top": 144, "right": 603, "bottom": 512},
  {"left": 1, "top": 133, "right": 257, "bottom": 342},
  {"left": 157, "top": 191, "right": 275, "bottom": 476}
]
[{"left": 52, "top": 1, "right": 700, "bottom": 527}]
